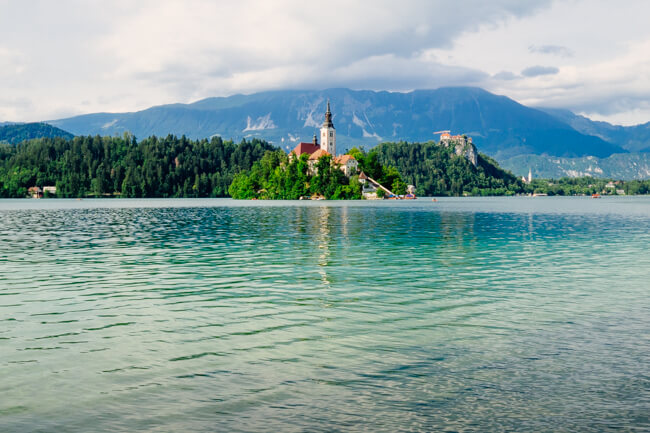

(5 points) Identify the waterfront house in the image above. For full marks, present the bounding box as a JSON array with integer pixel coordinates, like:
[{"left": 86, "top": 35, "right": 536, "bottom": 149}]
[{"left": 28, "top": 186, "right": 43, "bottom": 198}]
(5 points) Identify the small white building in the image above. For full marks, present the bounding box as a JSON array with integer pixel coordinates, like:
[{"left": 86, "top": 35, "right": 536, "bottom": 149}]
[{"left": 28, "top": 186, "right": 42, "bottom": 199}]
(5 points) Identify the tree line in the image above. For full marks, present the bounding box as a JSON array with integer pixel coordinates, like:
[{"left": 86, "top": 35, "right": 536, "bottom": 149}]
[
  {"left": 3, "top": 134, "right": 649, "bottom": 199},
  {"left": 0, "top": 134, "right": 273, "bottom": 198},
  {"left": 527, "top": 177, "right": 650, "bottom": 196}
]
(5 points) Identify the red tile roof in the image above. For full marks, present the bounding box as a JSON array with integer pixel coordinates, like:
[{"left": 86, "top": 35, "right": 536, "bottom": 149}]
[
  {"left": 334, "top": 154, "right": 356, "bottom": 164},
  {"left": 291, "top": 142, "right": 320, "bottom": 156},
  {"left": 308, "top": 149, "right": 331, "bottom": 160}
]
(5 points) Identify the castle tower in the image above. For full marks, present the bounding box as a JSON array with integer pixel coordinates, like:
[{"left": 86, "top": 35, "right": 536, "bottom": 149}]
[{"left": 320, "top": 100, "right": 336, "bottom": 155}]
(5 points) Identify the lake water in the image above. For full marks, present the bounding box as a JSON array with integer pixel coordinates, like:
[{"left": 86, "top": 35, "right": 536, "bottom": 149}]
[{"left": 1, "top": 197, "right": 649, "bottom": 432}]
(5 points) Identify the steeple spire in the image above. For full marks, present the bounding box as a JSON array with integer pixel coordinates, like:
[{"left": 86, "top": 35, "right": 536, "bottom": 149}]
[
  {"left": 320, "top": 99, "right": 336, "bottom": 155},
  {"left": 323, "top": 99, "right": 334, "bottom": 128}
]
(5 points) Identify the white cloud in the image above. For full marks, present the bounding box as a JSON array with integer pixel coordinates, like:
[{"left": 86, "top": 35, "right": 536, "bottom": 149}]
[
  {"left": 1, "top": 0, "right": 650, "bottom": 126},
  {"left": 431, "top": 0, "right": 650, "bottom": 125},
  {"left": 521, "top": 65, "right": 559, "bottom": 77},
  {"left": 528, "top": 44, "right": 574, "bottom": 57}
]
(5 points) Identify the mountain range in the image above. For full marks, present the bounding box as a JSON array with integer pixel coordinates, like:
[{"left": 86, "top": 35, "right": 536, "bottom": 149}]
[
  {"left": 540, "top": 108, "right": 650, "bottom": 153},
  {"left": 3, "top": 87, "right": 649, "bottom": 179},
  {"left": 499, "top": 153, "right": 650, "bottom": 180},
  {"left": 48, "top": 87, "right": 637, "bottom": 160}
]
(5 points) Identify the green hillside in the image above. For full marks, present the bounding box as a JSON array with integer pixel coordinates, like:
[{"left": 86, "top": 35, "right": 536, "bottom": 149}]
[
  {"left": 0, "top": 122, "right": 74, "bottom": 144},
  {"left": 374, "top": 141, "right": 524, "bottom": 196}
]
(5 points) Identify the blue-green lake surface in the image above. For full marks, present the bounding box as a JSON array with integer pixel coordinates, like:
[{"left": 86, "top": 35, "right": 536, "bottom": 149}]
[{"left": 1, "top": 197, "right": 649, "bottom": 432}]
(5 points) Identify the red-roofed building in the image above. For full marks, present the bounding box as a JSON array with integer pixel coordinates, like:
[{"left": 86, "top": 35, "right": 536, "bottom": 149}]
[
  {"left": 333, "top": 154, "right": 358, "bottom": 177},
  {"left": 28, "top": 186, "right": 42, "bottom": 199},
  {"left": 290, "top": 137, "right": 321, "bottom": 158},
  {"left": 287, "top": 102, "right": 358, "bottom": 177},
  {"left": 308, "top": 148, "right": 331, "bottom": 160}
]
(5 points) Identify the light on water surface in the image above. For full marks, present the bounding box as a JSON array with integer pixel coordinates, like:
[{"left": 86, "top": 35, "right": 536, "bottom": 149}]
[{"left": 1, "top": 197, "right": 649, "bottom": 432}]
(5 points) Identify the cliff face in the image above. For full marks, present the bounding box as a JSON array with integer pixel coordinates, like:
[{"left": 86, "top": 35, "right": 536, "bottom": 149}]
[
  {"left": 442, "top": 136, "right": 478, "bottom": 167},
  {"left": 455, "top": 141, "right": 478, "bottom": 167}
]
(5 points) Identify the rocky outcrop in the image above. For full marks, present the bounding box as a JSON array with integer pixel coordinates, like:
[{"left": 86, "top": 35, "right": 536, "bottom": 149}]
[
  {"left": 455, "top": 140, "right": 478, "bottom": 167},
  {"left": 441, "top": 135, "right": 478, "bottom": 167}
]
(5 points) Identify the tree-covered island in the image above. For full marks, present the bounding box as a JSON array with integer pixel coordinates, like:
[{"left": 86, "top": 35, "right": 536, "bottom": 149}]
[{"left": 3, "top": 133, "right": 650, "bottom": 199}]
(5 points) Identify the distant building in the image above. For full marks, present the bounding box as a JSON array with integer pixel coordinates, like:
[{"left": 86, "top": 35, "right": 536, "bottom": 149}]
[
  {"left": 291, "top": 136, "right": 320, "bottom": 158},
  {"left": 320, "top": 101, "right": 336, "bottom": 156},
  {"left": 333, "top": 154, "right": 358, "bottom": 177},
  {"left": 43, "top": 186, "right": 57, "bottom": 196},
  {"left": 28, "top": 186, "right": 43, "bottom": 198},
  {"left": 358, "top": 171, "right": 377, "bottom": 199},
  {"left": 289, "top": 102, "right": 357, "bottom": 177},
  {"left": 437, "top": 131, "right": 478, "bottom": 167},
  {"left": 307, "top": 148, "right": 332, "bottom": 175},
  {"left": 358, "top": 171, "right": 396, "bottom": 199},
  {"left": 522, "top": 168, "right": 532, "bottom": 184}
]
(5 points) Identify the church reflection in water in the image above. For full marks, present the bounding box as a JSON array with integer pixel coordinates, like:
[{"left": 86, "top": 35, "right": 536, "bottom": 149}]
[{"left": 316, "top": 205, "right": 333, "bottom": 288}]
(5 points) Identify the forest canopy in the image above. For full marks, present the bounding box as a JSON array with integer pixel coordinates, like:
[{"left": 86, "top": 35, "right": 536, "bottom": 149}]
[
  {"left": 3, "top": 134, "right": 646, "bottom": 199},
  {"left": 0, "top": 134, "right": 273, "bottom": 198}
]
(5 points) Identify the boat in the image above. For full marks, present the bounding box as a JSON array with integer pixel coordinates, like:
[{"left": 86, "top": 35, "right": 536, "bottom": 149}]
[{"left": 592, "top": 193, "right": 601, "bottom": 198}]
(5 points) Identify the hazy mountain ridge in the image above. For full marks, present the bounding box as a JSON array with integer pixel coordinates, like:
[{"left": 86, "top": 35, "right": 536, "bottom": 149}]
[
  {"left": 500, "top": 153, "right": 650, "bottom": 180},
  {"left": 50, "top": 87, "right": 625, "bottom": 160},
  {"left": 540, "top": 108, "right": 650, "bottom": 153}
]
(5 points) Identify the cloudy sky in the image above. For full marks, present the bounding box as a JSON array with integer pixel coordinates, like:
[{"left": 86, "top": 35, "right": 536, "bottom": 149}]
[{"left": 1, "top": 0, "right": 649, "bottom": 125}]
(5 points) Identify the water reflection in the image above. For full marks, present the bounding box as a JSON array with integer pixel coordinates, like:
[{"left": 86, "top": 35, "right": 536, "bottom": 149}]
[
  {"left": 1, "top": 199, "right": 649, "bottom": 433},
  {"left": 316, "top": 206, "right": 332, "bottom": 287}
]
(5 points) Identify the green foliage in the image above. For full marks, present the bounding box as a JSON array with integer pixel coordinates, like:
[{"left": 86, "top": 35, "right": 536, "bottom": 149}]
[
  {"left": 524, "top": 177, "right": 650, "bottom": 196},
  {"left": 230, "top": 152, "right": 362, "bottom": 200},
  {"left": 347, "top": 147, "right": 407, "bottom": 195},
  {"left": 371, "top": 141, "right": 524, "bottom": 196},
  {"left": 0, "top": 123, "right": 74, "bottom": 145},
  {"left": 0, "top": 134, "right": 273, "bottom": 198}
]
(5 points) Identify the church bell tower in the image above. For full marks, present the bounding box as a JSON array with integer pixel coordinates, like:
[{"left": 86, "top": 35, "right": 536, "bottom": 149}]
[{"left": 320, "top": 100, "right": 336, "bottom": 155}]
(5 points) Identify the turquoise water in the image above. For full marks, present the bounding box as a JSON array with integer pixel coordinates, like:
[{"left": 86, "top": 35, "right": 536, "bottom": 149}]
[{"left": 1, "top": 197, "right": 649, "bottom": 432}]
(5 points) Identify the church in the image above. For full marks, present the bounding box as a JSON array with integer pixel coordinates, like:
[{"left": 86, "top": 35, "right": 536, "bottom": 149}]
[{"left": 290, "top": 101, "right": 358, "bottom": 177}]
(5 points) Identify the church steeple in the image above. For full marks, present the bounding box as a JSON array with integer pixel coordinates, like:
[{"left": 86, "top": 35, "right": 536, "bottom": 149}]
[
  {"left": 320, "top": 100, "right": 336, "bottom": 155},
  {"left": 323, "top": 100, "right": 334, "bottom": 129}
]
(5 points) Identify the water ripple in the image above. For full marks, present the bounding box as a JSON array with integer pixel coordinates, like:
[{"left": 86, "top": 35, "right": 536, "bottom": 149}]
[{"left": 1, "top": 197, "right": 649, "bottom": 432}]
